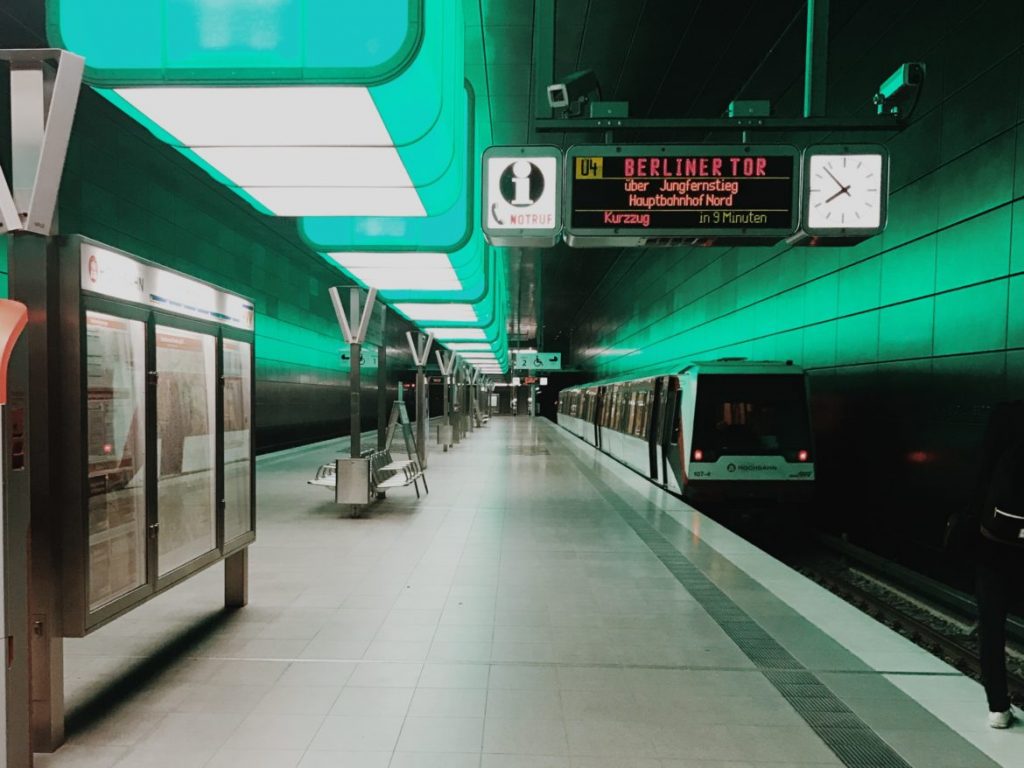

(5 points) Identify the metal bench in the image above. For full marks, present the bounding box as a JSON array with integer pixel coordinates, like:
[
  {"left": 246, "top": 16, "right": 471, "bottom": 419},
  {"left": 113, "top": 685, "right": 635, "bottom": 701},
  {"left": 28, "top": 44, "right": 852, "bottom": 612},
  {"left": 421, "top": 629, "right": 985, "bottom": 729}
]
[
  {"left": 309, "top": 449, "right": 428, "bottom": 499},
  {"left": 374, "top": 449, "right": 428, "bottom": 498},
  {"left": 308, "top": 463, "right": 337, "bottom": 488}
]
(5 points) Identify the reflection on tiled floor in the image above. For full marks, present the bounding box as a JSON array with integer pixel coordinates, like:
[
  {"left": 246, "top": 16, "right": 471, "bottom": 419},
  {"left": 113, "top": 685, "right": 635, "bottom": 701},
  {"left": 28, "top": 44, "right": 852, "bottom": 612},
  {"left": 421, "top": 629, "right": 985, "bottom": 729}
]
[{"left": 37, "top": 417, "right": 1018, "bottom": 767}]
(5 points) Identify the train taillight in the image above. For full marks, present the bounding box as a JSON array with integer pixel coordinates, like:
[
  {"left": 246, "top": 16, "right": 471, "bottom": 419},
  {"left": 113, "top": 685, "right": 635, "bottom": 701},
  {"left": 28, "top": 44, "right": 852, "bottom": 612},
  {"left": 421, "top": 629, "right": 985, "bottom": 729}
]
[
  {"left": 693, "top": 449, "right": 704, "bottom": 461},
  {"left": 797, "top": 450, "right": 809, "bottom": 462}
]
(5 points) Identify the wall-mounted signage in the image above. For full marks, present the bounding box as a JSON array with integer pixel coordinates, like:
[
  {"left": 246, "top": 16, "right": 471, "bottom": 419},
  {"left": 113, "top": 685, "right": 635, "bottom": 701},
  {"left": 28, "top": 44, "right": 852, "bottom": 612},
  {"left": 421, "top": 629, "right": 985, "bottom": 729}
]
[
  {"left": 512, "top": 351, "right": 562, "bottom": 371},
  {"left": 81, "top": 243, "right": 255, "bottom": 331},
  {"left": 483, "top": 145, "right": 562, "bottom": 247},
  {"left": 564, "top": 145, "right": 800, "bottom": 247},
  {"left": 792, "top": 144, "right": 889, "bottom": 245}
]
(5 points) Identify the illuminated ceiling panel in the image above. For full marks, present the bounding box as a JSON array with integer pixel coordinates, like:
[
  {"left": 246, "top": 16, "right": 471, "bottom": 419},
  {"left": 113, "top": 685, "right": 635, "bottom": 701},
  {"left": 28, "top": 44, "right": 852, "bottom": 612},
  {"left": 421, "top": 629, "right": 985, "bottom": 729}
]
[
  {"left": 244, "top": 187, "right": 425, "bottom": 217},
  {"left": 112, "top": 86, "right": 391, "bottom": 146},
  {"left": 425, "top": 327, "right": 487, "bottom": 340},
  {"left": 326, "top": 252, "right": 462, "bottom": 291},
  {"left": 58, "top": 0, "right": 463, "bottom": 219},
  {"left": 191, "top": 147, "right": 413, "bottom": 188},
  {"left": 394, "top": 303, "right": 477, "bottom": 322},
  {"left": 49, "top": 0, "right": 423, "bottom": 85},
  {"left": 444, "top": 342, "right": 491, "bottom": 351}
]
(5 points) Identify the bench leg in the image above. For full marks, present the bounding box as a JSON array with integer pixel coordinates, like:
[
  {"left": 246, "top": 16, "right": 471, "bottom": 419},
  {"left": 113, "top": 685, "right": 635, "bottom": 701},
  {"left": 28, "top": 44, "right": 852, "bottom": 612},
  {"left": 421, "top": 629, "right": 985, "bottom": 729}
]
[
  {"left": 421, "top": 475, "right": 429, "bottom": 494},
  {"left": 413, "top": 477, "right": 421, "bottom": 498}
]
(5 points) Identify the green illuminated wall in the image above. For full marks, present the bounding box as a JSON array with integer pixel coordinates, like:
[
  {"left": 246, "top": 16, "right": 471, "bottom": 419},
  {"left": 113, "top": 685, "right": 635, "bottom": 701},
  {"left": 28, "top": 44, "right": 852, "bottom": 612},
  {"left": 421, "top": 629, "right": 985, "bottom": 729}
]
[{"left": 568, "top": 0, "right": 1023, "bottom": 548}]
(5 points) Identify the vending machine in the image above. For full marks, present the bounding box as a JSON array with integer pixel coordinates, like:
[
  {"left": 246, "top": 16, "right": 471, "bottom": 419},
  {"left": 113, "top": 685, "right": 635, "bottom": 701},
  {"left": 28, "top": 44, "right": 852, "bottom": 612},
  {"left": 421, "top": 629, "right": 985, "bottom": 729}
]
[{"left": 0, "top": 298, "right": 29, "bottom": 767}]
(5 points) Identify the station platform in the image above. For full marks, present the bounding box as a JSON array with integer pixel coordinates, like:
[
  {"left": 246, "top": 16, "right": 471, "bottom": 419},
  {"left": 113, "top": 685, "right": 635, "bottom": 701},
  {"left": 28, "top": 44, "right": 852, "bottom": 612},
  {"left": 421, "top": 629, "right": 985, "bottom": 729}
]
[{"left": 41, "top": 417, "right": 1021, "bottom": 767}]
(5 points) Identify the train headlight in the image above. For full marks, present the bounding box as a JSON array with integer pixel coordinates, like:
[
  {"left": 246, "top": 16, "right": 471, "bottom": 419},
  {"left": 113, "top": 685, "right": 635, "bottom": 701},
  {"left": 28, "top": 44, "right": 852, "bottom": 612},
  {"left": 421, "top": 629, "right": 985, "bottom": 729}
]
[
  {"left": 693, "top": 449, "right": 704, "bottom": 462},
  {"left": 797, "top": 449, "right": 809, "bottom": 462}
]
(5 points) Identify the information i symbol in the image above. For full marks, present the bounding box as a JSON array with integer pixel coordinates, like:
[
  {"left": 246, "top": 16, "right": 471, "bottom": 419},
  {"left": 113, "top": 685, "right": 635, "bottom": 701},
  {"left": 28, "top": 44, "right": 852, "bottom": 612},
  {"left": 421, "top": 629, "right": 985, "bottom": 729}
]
[
  {"left": 499, "top": 161, "right": 545, "bottom": 209},
  {"left": 512, "top": 161, "right": 534, "bottom": 205}
]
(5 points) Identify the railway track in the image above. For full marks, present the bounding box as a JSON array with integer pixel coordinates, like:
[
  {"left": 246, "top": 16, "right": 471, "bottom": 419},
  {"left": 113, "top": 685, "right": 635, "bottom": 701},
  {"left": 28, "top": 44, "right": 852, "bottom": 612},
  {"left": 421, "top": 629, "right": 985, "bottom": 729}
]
[{"left": 801, "top": 536, "right": 1024, "bottom": 705}]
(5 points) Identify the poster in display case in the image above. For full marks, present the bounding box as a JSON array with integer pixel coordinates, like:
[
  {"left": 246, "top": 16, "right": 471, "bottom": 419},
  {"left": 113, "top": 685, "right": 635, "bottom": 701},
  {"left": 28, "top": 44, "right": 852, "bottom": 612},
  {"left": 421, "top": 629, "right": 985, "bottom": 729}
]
[
  {"left": 85, "top": 311, "right": 147, "bottom": 612},
  {"left": 60, "top": 236, "right": 256, "bottom": 635}
]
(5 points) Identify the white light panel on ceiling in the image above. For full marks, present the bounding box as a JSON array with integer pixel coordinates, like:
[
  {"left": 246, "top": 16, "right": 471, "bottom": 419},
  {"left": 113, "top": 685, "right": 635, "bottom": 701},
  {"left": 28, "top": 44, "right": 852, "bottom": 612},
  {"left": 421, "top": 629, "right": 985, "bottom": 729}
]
[
  {"left": 244, "top": 187, "right": 425, "bottom": 217},
  {"left": 395, "top": 303, "right": 477, "bottom": 322},
  {"left": 444, "top": 342, "right": 491, "bottom": 351},
  {"left": 327, "top": 252, "right": 461, "bottom": 291},
  {"left": 112, "top": 86, "right": 426, "bottom": 217},
  {"left": 425, "top": 327, "right": 487, "bottom": 340},
  {"left": 192, "top": 147, "right": 414, "bottom": 187},
  {"left": 115, "top": 86, "right": 391, "bottom": 146}
]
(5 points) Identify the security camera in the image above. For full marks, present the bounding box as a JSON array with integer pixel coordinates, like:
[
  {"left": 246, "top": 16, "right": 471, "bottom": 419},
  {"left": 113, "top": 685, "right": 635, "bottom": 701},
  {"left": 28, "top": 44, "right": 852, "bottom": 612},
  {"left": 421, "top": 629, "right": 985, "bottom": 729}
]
[
  {"left": 874, "top": 62, "right": 925, "bottom": 116},
  {"left": 546, "top": 69, "right": 601, "bottom": 114}
]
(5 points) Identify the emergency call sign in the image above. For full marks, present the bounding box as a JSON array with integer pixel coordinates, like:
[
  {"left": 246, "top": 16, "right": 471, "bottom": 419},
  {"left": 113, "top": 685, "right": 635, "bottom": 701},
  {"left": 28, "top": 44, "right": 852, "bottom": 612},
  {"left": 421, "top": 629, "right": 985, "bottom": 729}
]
[
  {"left": 564, "top": 145, "right": 800, "bottom": 246},
  {"left": 482, "top": 145, "right": 562, "bottom": 248}
]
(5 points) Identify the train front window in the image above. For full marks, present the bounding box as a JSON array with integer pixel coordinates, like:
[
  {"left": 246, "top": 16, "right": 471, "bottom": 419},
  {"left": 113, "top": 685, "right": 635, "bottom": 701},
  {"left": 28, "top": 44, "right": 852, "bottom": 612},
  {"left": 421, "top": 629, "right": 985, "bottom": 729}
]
[{"left": 694, "top": 374, "right": 810, "bottom": 456}]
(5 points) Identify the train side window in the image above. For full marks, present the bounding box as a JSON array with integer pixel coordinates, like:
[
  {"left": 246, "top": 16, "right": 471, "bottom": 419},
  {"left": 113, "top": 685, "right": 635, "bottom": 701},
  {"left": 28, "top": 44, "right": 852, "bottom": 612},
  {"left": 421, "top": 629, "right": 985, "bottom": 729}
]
[{"left": 634, "top": 391, "right": 648, "bottom": 437}]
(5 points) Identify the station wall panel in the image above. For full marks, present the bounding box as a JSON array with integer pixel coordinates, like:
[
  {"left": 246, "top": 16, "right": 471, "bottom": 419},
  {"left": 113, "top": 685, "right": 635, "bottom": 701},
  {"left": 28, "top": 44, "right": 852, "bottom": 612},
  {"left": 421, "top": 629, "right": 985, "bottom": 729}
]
[{"left": 568, "top": 0, "right": 1024, "bottom": 552}]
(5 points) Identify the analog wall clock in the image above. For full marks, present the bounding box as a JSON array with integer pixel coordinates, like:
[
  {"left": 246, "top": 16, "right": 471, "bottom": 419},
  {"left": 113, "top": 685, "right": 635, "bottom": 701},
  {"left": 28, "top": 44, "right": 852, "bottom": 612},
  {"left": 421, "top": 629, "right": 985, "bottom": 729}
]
[{"left": 798, "top": 145, "right": 889, "bottom": 242}]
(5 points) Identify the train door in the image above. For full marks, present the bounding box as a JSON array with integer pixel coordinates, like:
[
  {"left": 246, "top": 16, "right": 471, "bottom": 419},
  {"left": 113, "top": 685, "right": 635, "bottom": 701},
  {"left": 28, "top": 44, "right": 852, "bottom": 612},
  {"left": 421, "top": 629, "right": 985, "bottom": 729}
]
[
  {"left": 664, "top": 377, "right": 684, "bottom": 494},
  {"left": 648, "top": 378, "right": 665, "bottom": 482}
]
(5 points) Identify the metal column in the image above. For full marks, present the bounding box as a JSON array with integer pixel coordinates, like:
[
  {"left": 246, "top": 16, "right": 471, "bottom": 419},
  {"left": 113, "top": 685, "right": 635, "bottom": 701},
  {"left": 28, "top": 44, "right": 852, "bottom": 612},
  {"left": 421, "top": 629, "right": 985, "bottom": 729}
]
[
  {"left": 329, "top": 286, "right": 377, "bottom": 459},
  {"left": 329, "top": 287, "right": 377, "bottom": 515},
  {"left": 10, "top": 236, "right": 64, "bottom": 755},
  {"left": 405, "top": 332, "right": 433, "bottom": 468},
  {"left": 377, "top": 314, "right": 389, "bottom": 451},
  {"left": 224, "top": 548, "right": 248, "bottom": 608},
  {"left": 2, "top": 49, "right": 84, "bottom": 757},
  {"left": 435, "top": 350, "right": 455, "bottom": 450}
]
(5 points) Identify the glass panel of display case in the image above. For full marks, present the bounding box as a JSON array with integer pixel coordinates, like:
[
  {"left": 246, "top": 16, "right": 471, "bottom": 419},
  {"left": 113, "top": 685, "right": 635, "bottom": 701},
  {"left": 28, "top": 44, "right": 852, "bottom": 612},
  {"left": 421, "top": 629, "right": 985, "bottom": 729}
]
[
  {"left": 156, "top": 325, "right": 217, "bottom": 576},
  {"left": 223, "top": 339, "right": 252, "bottom": 542},
  {"left": 86, "top": 312, "right": 147, "bottom": 612}
]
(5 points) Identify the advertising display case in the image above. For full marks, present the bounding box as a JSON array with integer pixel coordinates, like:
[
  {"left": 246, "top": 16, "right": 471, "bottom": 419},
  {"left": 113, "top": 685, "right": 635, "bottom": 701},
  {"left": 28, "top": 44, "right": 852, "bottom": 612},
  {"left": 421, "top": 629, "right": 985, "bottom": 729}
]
[{"left": 58, "top": 236, "right": 255, "bottom": 636}]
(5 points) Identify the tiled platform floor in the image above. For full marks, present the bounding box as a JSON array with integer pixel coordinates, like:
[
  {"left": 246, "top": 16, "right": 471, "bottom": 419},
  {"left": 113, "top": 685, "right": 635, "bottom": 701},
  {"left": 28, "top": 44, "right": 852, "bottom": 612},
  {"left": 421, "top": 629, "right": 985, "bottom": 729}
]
[{"left": 38, "top": 416, "right": 1023, "bottom": 767}]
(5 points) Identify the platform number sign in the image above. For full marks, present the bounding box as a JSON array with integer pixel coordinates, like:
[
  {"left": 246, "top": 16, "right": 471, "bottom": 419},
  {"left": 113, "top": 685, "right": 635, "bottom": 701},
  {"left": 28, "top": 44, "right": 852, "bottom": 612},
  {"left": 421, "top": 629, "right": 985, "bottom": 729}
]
[
  {"left": 576, "top": 157, "right": 603, "bottom": 178},
  {"left": 482, "top": 145, "right": 562, "bottom": 248}
]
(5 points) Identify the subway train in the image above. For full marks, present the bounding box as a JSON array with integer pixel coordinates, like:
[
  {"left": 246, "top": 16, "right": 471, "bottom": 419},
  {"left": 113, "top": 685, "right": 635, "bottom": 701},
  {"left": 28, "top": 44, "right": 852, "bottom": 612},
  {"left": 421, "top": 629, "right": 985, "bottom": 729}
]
[{"left": 557, "top": 360, "right": 815, "bottom": 504}]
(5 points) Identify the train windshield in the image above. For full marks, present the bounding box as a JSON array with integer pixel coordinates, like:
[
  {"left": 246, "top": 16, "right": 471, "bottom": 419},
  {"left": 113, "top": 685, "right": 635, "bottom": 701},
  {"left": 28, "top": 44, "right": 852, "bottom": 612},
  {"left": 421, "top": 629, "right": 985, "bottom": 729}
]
[{"left": 694, "top": 374, "right": 811, "bottom": 456}]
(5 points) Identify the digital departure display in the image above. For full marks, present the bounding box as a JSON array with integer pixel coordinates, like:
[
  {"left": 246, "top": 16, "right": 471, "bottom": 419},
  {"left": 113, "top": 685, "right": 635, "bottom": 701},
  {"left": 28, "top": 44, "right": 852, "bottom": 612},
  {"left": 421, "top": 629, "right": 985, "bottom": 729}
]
[{"left": 565, "top": 146, "right": 799, "bottom": 242}]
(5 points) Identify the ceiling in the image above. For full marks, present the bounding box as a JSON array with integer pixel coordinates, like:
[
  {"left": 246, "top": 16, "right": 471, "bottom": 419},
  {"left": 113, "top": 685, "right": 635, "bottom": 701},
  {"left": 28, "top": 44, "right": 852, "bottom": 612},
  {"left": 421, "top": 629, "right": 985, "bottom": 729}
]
[
  {"left": 475, "top": 0, "right": 876, "bottom": 361},
  {"left": 2, "top": 0, "right": 875, "bottom": 367}
]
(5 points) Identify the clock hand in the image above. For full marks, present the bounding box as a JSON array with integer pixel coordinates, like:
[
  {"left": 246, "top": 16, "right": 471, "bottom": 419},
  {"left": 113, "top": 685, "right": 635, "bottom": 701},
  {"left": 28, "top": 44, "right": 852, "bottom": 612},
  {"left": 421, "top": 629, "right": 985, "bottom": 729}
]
[
  {"left": 824, "top": 184, "right": 851, "bottom": 203},
  {"left": 822, "top": 167, "right": 845, "bottom": 188}
]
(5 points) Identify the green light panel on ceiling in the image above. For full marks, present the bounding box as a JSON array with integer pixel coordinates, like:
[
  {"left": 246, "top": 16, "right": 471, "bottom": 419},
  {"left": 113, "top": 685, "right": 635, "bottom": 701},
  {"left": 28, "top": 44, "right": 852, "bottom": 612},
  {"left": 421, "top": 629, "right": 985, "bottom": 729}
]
[
  {"left": 69, "top": 0, "right": 465, "bottom": 220},
  {"left": 47, "top": 0, "right": 423, "bottom": 85},
  {"left": 300, "top": 81, "right": 477, "bottom": 251}
]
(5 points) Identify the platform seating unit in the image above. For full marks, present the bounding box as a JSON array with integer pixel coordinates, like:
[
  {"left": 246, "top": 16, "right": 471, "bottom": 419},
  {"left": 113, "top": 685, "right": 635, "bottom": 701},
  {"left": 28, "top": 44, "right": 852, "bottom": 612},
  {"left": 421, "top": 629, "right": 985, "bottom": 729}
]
[{"left": 309, "top": 449, "right": 428, "bottom": 499}]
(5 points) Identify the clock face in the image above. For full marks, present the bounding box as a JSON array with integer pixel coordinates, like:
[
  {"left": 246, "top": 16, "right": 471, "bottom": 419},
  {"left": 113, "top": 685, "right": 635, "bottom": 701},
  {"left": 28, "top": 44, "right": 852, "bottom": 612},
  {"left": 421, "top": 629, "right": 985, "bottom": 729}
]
[{"left": 805, "top": 153, "right": 883, "bottom": 230}]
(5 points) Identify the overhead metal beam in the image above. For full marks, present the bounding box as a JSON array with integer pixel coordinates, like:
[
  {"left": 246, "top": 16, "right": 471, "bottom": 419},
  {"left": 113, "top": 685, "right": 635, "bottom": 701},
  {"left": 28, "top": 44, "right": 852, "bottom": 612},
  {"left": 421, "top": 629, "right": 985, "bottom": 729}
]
[
  {"left": 533, "top": 115, "right": 902, "bottom": 133},
  {"left": 530, "top": 0, "right": 556, "bottom": 132},
  {"left": 804, "top": 0, "right": 830, "bottom": 118}
]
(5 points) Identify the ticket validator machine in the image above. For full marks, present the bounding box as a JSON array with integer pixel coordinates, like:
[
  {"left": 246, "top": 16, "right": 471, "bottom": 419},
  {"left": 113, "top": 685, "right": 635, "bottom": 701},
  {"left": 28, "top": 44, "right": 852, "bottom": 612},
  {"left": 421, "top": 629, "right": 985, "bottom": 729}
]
[{"left": 0, "top": 299, "right": 30, "bottom": 768}]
